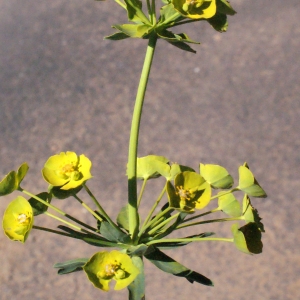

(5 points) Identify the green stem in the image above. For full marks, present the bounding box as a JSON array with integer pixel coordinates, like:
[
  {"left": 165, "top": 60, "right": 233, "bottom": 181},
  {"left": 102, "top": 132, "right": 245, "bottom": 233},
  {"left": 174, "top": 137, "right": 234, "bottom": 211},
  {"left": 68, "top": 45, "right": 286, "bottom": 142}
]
[
  {"left": 181, "top": 208, "right": 219, "bottom": 223},
  {"left": 210, "top": 188, "right": 239, "bottom": 200},
  {"left": 146, "top": 237, "right": 234, "bottom": 246},
  {"left": 83, "top": 183, "right": 120, "bottom": 232},
  {"left": 44, "top": 211, "right": 86, "bottom": 232},
  {"left": 33, "top": 225, "right": 79, "bottom": 238},
  {"left": 73, "top": 193, "right": 103, "bottom": 223},
  {"left": 147, "top": 212, "right": 179, "bottom": 236},
  {"left": 137, "top": 178, "right": 148, "bottom": 207},
  {"left": 21, "top": 188, "right": 97, "bottom": 231},
  {"left": 176, "top": 216, "right": 243, "bottom": 230},
  {"left": 138, "top": 206, "right": 172, "bottom": 238},
  {"left": 139, "top": 183, "right": 167, "bottom": 234},
  {"left": 127, "top": 33, "right": 158, "bottom": 241}
]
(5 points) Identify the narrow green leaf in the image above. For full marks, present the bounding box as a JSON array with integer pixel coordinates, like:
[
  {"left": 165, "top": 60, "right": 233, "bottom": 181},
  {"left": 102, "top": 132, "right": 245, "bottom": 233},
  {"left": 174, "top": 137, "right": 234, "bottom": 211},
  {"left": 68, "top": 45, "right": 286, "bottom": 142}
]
[
  {"left": 100, "top": 221, "right": 131, "bottom": 243},
  {"left": 105, "top": 32, "right": 131, "bottom": 40},
  {"left": 54, "top": 258, "right": 88, "bottom": 275},
  {"left": 145, "top": 247, "right": 213, "bottom": 286}
]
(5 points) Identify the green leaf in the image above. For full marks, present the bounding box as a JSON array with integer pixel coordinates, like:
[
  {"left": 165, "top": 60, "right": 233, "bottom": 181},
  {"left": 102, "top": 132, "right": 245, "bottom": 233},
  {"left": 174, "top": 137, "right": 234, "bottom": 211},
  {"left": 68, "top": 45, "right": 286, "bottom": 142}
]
[
  {"left": 232, "top": 223, "right": 263, "bottom": 254},
  {"left": 49, "top": 185, "right": 82, "bottom": 199},
  {"left": 54, "top": 258, "right": 88, "bottom": 275},
  {"left": 0, "top": 162, "right": 29, "bottom": 196},
  {"left": 100, "top": 221, "right": 131, "bottom": 243},
  {"left": 237, "top": 163, "right": 267, "bottom": 198},
  {"left": 200, "top": 163, "right": 233, "bottom": 189},
  {"left": 155, "top": 232, "right": 215, "bottom": 249},
  {"left": 135, "top": 155, "right": 169, "bottom": 180},
  {"left": 0, "top": 171, "right": 18, "bottom": 196},
  {"left": 242, "top": 195, "right": 265, "bottom": 232},
  {"left": 112, "top": 24, "right": 152, "bottom": 38},
  {"left": 158, "top": 29, "right": 200, "bottom": 44},
  {"left": 105, "top": 32, "right": 131, "bottom": 40},
  {"left": 207, "top": 12, "right": 228, "bottom": 32},
  {"left": 127, "top": 244, "right": 149, "bottom": 256},
  {"left": 127, "top": 256, "right": 145, "bottom": 300},
  {"left": 123, "top": 0, "right": 151, "bottom": 25},
  {"left": 28, "top": 192, "right": 52, "bottom": 216},
  {"left": 216, "top": 0, "right": 236, "bottom": 15},
  {"left": 159, "top": 3, "right": 183, "bottom": 26},
  {"left": 16, "top": 162, "right": 29, "bottom": 185},
  {"left": 117, "top": 204, "right": 130, "bottom": 231},
  {"left": 218, "top": 192, "right": 241, "bottom": 217},
  {"left": 148, "top": 211, "right": 187, "bottom": 241},
  {"left": 145, "top": 247, "right": 213, "bottom": 286}
]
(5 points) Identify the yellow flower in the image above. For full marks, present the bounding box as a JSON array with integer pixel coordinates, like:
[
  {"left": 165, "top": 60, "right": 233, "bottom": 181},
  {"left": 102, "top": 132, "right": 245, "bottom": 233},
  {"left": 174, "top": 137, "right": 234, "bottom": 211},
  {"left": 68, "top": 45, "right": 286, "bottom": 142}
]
[
  {"left": 83, "top": 250, "right": 140, "bottom": 291},
  {"left": 167, "top": 171, "right": 211, "bottom": 213},
  {"left": 42, "top": 151, "right": 92, "bottom": 190},
  {"left": 2, "top": 196, "right": 34, "bottom": 243},
  {"left": 172, "top": 0, "right": 216, "bottom": 19}
]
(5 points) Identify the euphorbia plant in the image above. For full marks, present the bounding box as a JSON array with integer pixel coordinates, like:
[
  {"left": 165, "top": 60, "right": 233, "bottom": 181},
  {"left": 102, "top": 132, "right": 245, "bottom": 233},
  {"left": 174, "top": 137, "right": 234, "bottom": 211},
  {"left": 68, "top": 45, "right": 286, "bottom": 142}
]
[{"left": 1, "top": 0, "right": 267, "bottom": 299}]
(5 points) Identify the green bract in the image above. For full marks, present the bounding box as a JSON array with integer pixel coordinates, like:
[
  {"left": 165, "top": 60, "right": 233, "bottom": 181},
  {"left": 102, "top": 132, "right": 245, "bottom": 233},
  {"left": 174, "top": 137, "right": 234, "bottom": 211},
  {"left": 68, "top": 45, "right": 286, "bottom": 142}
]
[
  {"left": 172, "top": 0, "right": 217, "bottom": 19},
  {"left": 83, "top": 250, "right": 140, "bottom": 291},
  {"left": 167, "top": 171, "right": 211, "bottom": 212},
  {"left": 2, "top": 196, "right": 34, "bottom": 243},
  {"left": 231, "top": 223, "right": 263, "bottom": 254},
  {"left": 42, "top": 151, "right": 92, "bottom": 190},
  {"left": 135, "top": 155, "right": 169, "bottom": 180}
]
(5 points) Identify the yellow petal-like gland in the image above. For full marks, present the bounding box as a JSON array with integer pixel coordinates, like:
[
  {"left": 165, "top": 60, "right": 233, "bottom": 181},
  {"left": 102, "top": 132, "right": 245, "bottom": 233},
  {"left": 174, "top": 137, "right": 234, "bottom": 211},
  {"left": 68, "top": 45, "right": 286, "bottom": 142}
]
[
  {"left": 83, "top": 250, "right": 139, "bottom": 292},
  {"left": 172, "top": 0, "right": 216, "bottom": 19},
  {"left": 2, "top": 196, "right": 33, "bottom": 243},
  {"left": 42, "top": 151, "right": 92, "bottom": 190}
]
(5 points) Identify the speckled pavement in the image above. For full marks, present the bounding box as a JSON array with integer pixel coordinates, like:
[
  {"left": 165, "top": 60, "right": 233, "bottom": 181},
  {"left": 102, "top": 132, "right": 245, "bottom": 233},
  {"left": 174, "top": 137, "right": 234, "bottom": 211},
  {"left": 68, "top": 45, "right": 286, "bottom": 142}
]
[{"left": 0, "top": 0, "right": 299, "bottom": 299}]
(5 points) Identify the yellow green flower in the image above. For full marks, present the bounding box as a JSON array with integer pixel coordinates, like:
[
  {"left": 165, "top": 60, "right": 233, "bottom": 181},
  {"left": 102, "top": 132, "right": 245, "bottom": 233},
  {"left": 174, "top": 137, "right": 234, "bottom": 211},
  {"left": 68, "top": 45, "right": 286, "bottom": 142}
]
[
  {"left": 42, "top": 151, "right": 92, "bottom": 190},
  {"left": 2, "top": 196, "right": 33, "bottom": 243},
  {"left": 167, "top": 171, "right": 211, "bottom": 213},
  {"left": 83, "top": 250, "right": 139, "bottom": 291},
  {"left": 172, "top": 0, "right": 217, "bottom": 19}
]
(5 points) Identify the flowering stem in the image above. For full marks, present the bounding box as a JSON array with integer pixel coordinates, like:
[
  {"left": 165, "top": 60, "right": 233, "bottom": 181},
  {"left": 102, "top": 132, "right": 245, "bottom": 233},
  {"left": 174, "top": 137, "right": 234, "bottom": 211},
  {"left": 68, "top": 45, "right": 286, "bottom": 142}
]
[
  {"left": 147, "top": 212, "right": 179, "bottom": 236},
  {"left": 32, "top": 225, "right": 79, "bottom": 238},
  {"left": 44, "top": 211, "right": 87, "bottom": 232},
  {"left": 72, "top": 193, "right": 103, "bottom": 223},
  {"left": 137, "top": 178, "right": 148, "bottom": 208},
  {"left": 175, "top": 216, "right": 243, "bottom": 230},
  {"left": 209, "top": 188, "right": 239, "bottom": 200},
  {"left": 138, "top": 206, "right": 172, "bottom": 238},
  {"left": 127, "top": 33, "right": 158, "bottom": 241},
  {"left": 181, "top": 208, "right": 219, "bottom": 223},
  {"left": 139, "top": 183, "right": 167, "bottom": 234},
  {"left": 146, "top": 237, "right": 234, "bottom": 246},
  {"left": 83, "top": 183, "right": 120, "bottom": 232},
  {"left": 20, "top": 188, "right": 97, "bottom": 231}
]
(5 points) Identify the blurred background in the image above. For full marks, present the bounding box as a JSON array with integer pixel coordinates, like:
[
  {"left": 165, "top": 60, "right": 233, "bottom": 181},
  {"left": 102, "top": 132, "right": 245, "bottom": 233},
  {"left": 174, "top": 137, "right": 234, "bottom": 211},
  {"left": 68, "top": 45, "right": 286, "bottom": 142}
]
[{"left": 0, "top": 0, "right": 299, "bottom": 299}]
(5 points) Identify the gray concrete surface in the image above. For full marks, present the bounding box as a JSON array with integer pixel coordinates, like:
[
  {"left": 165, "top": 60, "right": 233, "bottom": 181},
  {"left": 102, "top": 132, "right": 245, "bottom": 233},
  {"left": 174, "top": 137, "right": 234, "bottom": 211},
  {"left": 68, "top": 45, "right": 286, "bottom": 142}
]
[{"left": 0, "top": 0, "right": 299, "bottom": 299}]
